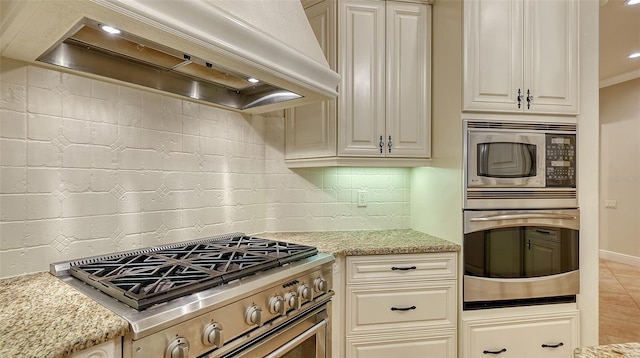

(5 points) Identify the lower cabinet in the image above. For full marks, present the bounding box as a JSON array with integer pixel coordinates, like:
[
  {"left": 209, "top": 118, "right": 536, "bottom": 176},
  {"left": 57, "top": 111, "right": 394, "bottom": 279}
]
[
  {"left": 461, "top": 305, "right": 579, "bottom": 358},
  {"left": 346, "top": 330, "right": 456, "bottom": 358},
  {"left": 335, "top": 252, "right": 458, "bottom": 358},
  {"left": 70, "top": 338, "right": 122, "bottom": 358}
]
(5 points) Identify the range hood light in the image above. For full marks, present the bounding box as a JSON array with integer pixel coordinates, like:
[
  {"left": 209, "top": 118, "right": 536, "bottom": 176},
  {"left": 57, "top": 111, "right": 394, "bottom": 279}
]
[
  {"left": 629, "top": 52, "right": 640, "bottom": 59},
  {"left": 625, "top": 0, "right": 640, "bottom": 5},
  {"left": 247, "top": 78, "right": 260, "bottom": 84},
  {"left": 100, "top": 25, "right": 121, "bottom": 34}
]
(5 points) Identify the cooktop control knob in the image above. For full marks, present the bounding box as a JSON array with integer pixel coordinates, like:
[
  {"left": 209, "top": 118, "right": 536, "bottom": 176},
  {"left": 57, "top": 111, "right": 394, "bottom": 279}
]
[
  {"left": 245, "top": 304, "right": 263, "bottom": 326},
  {"left": 313, "top": 277, "right": 328, "bottom": 293},
  {"left": 297, "top": 284, "right": 313, "bottom": 301},
  {"left": 268, "top": 295, "right": 286, "bottom": 315},
  {"left": 284, "top": 291, "right": 301, "bottom": 310},
  {"left": 202, "top": 322, "right": 224, "bottom": 348},
  {"left": 166, "top": 337, "right": 190, "bottom": 358}
]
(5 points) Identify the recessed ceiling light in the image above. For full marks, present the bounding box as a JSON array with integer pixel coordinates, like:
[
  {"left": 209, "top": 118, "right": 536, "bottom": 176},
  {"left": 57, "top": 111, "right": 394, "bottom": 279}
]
[
  {"left": 629, "top": 52, "right": 640, "bottom": 59},
  {"left": 247, "top": 78, "right": 260, "bottom": 83},
  {"left": 100, "top": 25, "right": 121, "bottom": 34},
  {"left": 625, "top": 0, "right": 640, "bottom": 5}
]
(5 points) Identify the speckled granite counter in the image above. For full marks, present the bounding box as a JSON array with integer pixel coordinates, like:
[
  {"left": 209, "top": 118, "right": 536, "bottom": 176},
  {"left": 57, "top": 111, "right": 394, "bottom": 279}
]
[
  {"left": 256, "top": 229, "right": 460, "bottom": 256},
  {"left": 574, "top": 342, "right": 640, "bottom": 358},
  {"left": 0, "top": 272, "right": 130, "bottom": 358}
]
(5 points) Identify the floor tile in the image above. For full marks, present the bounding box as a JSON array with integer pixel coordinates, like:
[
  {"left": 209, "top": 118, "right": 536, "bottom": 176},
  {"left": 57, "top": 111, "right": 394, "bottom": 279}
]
[{"left": 600, "top": 258, "right": 640, "bottom": 344}]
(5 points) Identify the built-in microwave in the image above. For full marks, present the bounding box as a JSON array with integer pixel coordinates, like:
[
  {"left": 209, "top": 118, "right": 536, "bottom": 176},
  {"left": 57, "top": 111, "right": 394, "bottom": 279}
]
[
  {"left": 464, "top": 120, "right": 577, "bottom": 209},
  {"left": 463, "top": 208, "right": 580, "bottom": 310}
]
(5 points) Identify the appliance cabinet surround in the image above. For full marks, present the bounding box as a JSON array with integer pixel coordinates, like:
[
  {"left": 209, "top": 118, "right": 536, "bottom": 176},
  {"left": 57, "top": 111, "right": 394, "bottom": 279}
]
[
  {"left": 286, "top": 0, "right": 432, "bottom": 168},
  {"left": 333, "top": 252, "right": 458, "bottom": 357},
  {"left": 461, "top": 305, "right": 579, "bottom": 358},
  {"left": 463, "top": 0, "right": 579, "bottom": 115}
]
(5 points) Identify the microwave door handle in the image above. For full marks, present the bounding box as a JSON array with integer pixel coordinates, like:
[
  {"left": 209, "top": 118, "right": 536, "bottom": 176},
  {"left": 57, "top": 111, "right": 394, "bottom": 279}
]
[{"left": 469, "top": 213, "right": 578, "bottom": 222}]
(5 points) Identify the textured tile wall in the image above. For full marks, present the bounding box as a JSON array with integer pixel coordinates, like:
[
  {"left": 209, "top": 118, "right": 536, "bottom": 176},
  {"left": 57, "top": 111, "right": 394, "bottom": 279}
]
[{"left": 0, "top": 58, "right": 410, "bottom": 278}]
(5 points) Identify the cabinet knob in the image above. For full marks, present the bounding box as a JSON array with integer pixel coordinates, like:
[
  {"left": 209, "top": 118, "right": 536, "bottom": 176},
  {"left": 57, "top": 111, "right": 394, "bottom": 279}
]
[
  {"left": 388, "top": 135, "right": 393, "bottom": 153},
  {"left": 526, "top": 89, "right": 534, "bottom": 109},
  {"left": 379, "top": 135, "right": 384, "bottom": 154},
  {"left": 517, "top": 88, "right": 523, "bottom": 108}
]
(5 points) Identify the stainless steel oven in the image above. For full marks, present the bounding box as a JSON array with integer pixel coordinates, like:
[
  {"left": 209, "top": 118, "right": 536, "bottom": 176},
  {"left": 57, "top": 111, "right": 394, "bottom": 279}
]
[
  {"left": 463, "top": 209, "right": 579, "bottom": 310},
  {"left": 218, "top": 303, "right": 330, "bottom": 357}
]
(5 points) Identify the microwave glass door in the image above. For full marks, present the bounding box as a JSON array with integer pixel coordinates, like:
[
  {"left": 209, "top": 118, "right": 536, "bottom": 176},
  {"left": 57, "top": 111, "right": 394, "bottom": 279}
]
[{"left": 477, "top": 142, "right": 537, "bottom": 178}]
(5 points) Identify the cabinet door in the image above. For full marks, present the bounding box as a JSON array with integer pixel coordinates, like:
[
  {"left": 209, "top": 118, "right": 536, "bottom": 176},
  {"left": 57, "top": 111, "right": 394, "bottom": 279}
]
[
  {"left": 285, "top": 0, "right": 337, "bottom": 159},
  {"left": 463, "top": 312, "right": 579, "bottom": 358},
  {"left": 524, "top": 0, "right": 579, "bottom": 114},
  {"left": 338, "top": 0, "right": 386, "bottom": 156},
  {"left": 385, "top": 1, "right": 431, "bottom": 158},
  {"left": 70, "top": 339, "right": 121, "bottom": 358},
  {"left": 463, "top": 0, "right": 523, "bottom": 112},
  {"left": 347, "top": 330, "right": 456, "bottom": 358}
]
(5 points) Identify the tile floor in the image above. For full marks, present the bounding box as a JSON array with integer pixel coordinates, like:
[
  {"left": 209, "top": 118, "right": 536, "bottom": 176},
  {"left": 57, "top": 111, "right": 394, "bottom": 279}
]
[{"left": 599, "top": 259, "right": 640, "bottom": 344}]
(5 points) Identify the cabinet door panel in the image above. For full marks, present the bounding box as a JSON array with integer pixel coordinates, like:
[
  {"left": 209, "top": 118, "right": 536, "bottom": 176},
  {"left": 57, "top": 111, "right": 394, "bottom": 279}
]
[
  {"left": 338, "top": 0, "right": 386, "bottom": 156},
  {"left": 386, "top": 1, "right": 431, "bottom": 157},
  {"left": 525, "top": 0, "right": 579, "bottom": 114},
  {"left": 463, "top": 311, "right": 579, "bottom": 358},
  {"left": 463, "top": 0, "right": 523, "bottom": 112},
  {"left": 285, "top": 0, "right": 337, "bottom": 159},
  {"left": 347, "top": 331, "right": 456, "bottom": 358},
  {"left": 347, "top": 282, "right": 456, "bottom": 334}
]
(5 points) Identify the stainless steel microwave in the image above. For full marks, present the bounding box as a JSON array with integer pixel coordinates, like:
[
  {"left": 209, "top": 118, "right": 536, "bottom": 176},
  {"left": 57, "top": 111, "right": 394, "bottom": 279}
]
[{"left": 464, "top": 120, "right": 577, "bottom": 209}]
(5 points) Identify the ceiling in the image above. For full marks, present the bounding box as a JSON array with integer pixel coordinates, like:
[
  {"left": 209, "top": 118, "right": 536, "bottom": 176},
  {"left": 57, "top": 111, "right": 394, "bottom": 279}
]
[{"left": 600, "top": 0, "right": 640, "bottom": 85}]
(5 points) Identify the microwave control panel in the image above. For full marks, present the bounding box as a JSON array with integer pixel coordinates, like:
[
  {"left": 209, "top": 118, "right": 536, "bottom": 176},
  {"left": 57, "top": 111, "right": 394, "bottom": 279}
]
[{"left": 545, "top": 134, "right": 576, "bottom": 187}]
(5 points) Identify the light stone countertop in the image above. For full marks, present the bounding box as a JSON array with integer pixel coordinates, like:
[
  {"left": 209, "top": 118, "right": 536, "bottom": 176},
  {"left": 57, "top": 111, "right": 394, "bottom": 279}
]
[
  {"left": 0, "top": 272, "right": 130, "bottom": 358},
  {"left": 574, "top": 342, "right": 640, "bottom": 358},
  {"left": 0, "top": 229, "right": 456, "bottom": 358},
  {"left": 255, "top": 229, "right": 461, "bottom": 256}
]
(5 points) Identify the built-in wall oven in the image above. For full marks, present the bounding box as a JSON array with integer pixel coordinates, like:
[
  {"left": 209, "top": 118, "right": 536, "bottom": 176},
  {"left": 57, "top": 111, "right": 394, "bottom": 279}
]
[{"left": 463, "top": 209, "right": 579, "bottom": 310}]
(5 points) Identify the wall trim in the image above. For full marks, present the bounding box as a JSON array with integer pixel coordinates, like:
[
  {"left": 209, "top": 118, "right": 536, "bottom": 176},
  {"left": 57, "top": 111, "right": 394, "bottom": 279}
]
[
  {"left": 599, "top": 249, "right": 640, "bottom": 267},
  {"left": 599, "top": 69, "right": 640, "bottom": 88}
]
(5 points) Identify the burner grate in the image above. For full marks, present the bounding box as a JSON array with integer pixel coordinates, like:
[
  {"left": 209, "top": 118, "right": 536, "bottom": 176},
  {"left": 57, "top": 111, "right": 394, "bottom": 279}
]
[{"left": 69, "top": 235, "right": 317, "bottom": 310}]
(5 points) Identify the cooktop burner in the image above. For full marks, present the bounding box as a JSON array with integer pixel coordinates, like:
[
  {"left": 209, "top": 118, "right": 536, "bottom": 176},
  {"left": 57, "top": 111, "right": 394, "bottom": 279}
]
[{"left": 68, "top": 235, "right": 317, "bottom": 310}]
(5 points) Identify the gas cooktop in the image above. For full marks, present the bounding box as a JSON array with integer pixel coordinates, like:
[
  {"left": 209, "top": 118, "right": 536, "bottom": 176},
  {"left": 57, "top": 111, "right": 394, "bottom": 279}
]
[{"left": 62, "top": 234, "right": 317, "bottom": 310}]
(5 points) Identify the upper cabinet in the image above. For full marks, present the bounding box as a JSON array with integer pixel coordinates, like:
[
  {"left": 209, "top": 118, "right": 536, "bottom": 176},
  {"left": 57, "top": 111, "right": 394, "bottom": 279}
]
[
  {"left": 463, "top": 0, "right": 579, "bottom": 115},
  {"left": 286, "top": 0, "right": 432, "bottom": 168}
]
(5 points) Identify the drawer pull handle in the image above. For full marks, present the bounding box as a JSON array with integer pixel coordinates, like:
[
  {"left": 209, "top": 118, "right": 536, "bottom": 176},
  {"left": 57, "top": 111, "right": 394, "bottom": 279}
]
[
  {"left": 483, "top": 348, "right": 507, "bottom": 355},
  {"left": 542, "top": 342, "right": 564, "bottom": 349},
  {"left": 391, "top": 266, "right": 417, "bottom": 271},
  {"left": 390, "top": 305, "right": 416, "bottom": 311}
]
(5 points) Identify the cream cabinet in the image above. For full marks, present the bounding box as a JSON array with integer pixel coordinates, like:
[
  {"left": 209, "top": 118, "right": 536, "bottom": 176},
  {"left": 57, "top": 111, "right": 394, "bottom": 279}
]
[
  {"left": 70, "top": 339, "right": 122, "bottom": 358},
  {"left": 334, "top": 252, "right": 457, "bottom": 357},
  {"left": 462, "top": 305, "right": 579, "bottom": 358},
  {"left": 463, "top": 0, "right": 579, "bottom": 115},
  {"left": 286, "top": 0, "right": 431, "bottom": 168}
]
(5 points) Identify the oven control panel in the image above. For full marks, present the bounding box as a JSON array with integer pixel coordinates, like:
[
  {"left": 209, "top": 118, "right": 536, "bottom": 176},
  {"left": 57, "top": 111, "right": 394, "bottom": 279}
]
[
  {"left": 545, "top": 134, "right": 576, "bottom": 187},
  {"left": 126, "top": 263, "right": 333, "bottom": 358}
]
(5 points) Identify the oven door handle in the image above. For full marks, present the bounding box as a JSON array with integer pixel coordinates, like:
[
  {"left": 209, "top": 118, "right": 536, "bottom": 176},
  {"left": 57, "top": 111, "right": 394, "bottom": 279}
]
[
  {"left": 470, "top": 213, "right": 577, "bottom": 222},
  {"left": 264, "top": 319, "right": 327, "bottom": 358}
]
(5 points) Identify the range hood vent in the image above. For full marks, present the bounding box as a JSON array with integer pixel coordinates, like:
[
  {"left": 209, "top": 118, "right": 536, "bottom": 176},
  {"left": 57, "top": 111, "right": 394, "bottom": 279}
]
[
  {"left": 38, "top": 20, "right": 302, "bottom": 111},
  {"left": 0, "top": 0, "right": 340, "bottom": 113}
]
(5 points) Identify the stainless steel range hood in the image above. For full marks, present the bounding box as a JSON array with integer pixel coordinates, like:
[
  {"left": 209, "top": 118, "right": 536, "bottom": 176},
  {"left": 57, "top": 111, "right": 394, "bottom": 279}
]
[{"left": 0, "top": 0, "right": 340, "bottom": 114}]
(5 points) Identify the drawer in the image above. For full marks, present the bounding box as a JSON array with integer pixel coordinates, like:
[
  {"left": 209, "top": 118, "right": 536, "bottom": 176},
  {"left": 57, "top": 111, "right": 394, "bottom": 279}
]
[
  {"left": 462, "top": 311, "right": 579, "bottom": 358},
  {"left": 346, "top": 330, "right": 456, "bottom": 358},
  {"left": 346, "top": 281, "right": 456, "bottom": 335},
  {"left": 346, "top": 252, "right": 457, "bottom": 284}
]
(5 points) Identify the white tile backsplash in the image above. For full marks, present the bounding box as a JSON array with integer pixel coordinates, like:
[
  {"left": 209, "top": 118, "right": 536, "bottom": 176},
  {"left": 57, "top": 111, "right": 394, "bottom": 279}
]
[{"left": 0, "top": 58, "right": 411, "bottom": 278}]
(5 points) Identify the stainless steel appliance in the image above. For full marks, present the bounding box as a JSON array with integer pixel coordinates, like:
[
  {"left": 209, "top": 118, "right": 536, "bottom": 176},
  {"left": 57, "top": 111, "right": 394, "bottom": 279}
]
[
  {"left": 51, "top": 233, "right": 334, "bottom": 358},
  {"left": 464, "top": 120, "right": 577, "bottom": 209},
  {"left": 463, "top": 209, "right": 579, "bottom": 310}
]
